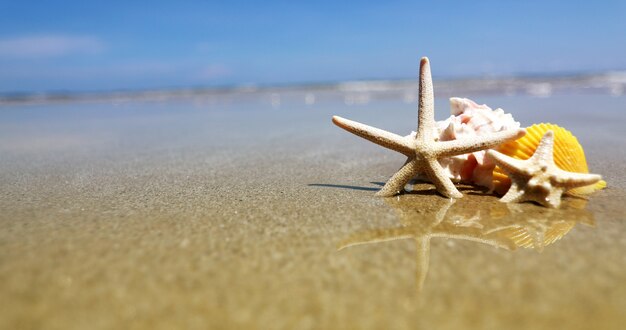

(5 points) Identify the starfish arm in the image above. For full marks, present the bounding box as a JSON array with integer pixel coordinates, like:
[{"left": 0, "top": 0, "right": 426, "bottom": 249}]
[
  {"left": 437, "top": 128, "right": 526, "bottom": 157},
  {"left": 423, "top": 158, "right": 463, "bottom": 198},
  {"left": 332, "top": 116, "right": 415, "bottom": 156},
  {"left": 486, "top": 150, "right": 530, "bottom": 175},
  {"left": 530, "top": 131, "right": 555, "bottom": 163},
  {"left": 545, "top": 188, "right": 565, "bottom": 208},
  {"left": 552, "top": 168, "right": 602, "bottom": 189},
  {"left": 499, "top": 183, "right": 525, "bottom": 203},
  {"left": 376, "top": 158, "right": 421, "bottom": 197},
  {"left": 416, "top": 57, "right": 435, "bottom": 142}
]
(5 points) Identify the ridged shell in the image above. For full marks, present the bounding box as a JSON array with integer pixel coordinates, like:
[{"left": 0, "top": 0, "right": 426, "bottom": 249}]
[{"left": 492, "top": 123, "right": 607, "bottom": 195}]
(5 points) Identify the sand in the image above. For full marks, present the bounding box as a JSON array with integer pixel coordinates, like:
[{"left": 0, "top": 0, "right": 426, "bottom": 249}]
[{"left": 1, "top": 92, "right": 625, "bottom": 329}]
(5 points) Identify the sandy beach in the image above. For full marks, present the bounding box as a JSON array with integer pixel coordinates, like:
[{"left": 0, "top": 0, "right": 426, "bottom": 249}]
[{"left": 1, "top": 90, "right": 625, "bottom": 329}]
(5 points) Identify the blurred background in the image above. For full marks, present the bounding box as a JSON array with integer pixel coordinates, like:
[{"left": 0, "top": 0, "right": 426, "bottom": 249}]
[{"left": 1, "top": 0, "right": 625, "bottom": 95}]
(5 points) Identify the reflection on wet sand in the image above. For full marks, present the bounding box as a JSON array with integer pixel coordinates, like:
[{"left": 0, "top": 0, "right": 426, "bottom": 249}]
[{"left": 338, "top": 193, "right": 594, "bottom": 293}]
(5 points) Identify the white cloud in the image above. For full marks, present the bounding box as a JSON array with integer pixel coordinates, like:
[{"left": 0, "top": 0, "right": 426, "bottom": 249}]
[{"left": 0, "top": 35, "right": 104, "bottom": 58}]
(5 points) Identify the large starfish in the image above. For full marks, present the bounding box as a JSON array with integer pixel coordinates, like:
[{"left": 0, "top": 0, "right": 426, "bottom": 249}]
[
  {"left": 332, "top": 57, "right": 526, "bottom": 198},
  {"left": 487, "top": 130, "right": 602, "bottom": 208}
]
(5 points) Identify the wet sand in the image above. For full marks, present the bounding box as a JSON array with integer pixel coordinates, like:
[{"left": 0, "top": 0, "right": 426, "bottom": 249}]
[{"left": 1, "top": 92, "right": 625, "bottom": 329}]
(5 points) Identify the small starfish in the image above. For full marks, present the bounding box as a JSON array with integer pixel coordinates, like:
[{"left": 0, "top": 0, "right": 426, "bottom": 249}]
[
  {"left": 487, "top": 130, "right": 602, "bottom": 208},
  {"left": 332, "top": 57, "right": 526, "bottom": 198}
]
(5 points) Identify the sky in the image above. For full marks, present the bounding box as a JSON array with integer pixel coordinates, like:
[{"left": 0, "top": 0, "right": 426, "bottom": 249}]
[{"left": 0, "top": 0, "right": 625, "bottom": 93}]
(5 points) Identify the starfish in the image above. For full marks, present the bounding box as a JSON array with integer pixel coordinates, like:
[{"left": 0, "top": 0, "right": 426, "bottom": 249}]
[
  {"left": 486, "top": 130, "right": 602, "bottom": 208},
  {"left": 332, "top": 57, "right": 526, "bottom": 198}
]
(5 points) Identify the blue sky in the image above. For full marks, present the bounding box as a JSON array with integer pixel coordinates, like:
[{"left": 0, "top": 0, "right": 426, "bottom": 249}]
[{"left": 0, "top": 1, "right": 625, "bottom": 92}]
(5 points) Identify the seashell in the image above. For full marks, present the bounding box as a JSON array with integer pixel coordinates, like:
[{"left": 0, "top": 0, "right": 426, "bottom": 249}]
[
  {"left": 492, "top": 123, "right": 607, "bottom": 195},
  {"left": 408, "top": 97, "right": 522, "bottom": 185}
]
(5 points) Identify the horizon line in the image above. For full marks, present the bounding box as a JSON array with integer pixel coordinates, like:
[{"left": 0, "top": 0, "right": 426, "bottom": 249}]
[
  {"left": 1, "top": 69, "right": 625, "bottom": 106},
  {"left": 2, "top": 67, "right": 626, "bottom": 97}
]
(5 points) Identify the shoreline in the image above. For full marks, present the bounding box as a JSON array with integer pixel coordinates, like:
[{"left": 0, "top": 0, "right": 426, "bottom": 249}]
[{"left": 1, "top": 72, "right": 625, "bottom": 107}]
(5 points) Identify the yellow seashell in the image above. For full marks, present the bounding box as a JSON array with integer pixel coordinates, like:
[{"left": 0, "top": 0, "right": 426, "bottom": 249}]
[{"left": 492, "top": 123, "right": 607, "bottom": 195}]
